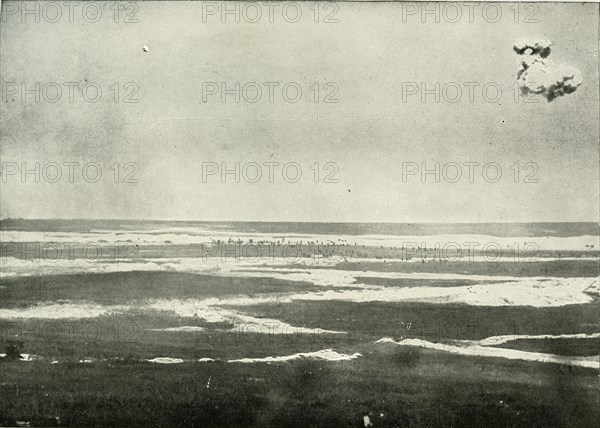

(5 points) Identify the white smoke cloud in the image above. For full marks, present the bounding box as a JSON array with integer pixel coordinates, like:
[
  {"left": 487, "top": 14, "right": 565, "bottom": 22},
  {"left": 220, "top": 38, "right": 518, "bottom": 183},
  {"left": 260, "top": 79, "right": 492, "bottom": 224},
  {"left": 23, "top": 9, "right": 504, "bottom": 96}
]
[{"left": 514, "top": 39, "right": 582, "bottom": 102}]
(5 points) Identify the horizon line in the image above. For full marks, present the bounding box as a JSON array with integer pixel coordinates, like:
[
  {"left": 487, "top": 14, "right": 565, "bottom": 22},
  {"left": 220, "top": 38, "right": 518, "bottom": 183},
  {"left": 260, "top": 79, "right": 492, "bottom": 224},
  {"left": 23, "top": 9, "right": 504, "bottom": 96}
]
[{"left": 1, "top": 217, "right": 599, "bottom": 225}]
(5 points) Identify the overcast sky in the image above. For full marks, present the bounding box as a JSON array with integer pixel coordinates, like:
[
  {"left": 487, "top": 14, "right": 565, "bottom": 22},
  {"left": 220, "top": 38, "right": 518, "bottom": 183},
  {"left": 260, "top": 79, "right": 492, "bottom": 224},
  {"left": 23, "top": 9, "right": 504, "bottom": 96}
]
[{"left": 1, "top": 2, "right": 598, "bottom": 222}]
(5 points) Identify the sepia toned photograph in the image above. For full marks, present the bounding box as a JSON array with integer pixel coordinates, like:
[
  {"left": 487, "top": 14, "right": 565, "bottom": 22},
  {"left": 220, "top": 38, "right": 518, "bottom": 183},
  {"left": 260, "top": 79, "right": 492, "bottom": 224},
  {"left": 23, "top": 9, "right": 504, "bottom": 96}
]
[{"left": 0, "top": 1, "right": 598, "bottom": 426}]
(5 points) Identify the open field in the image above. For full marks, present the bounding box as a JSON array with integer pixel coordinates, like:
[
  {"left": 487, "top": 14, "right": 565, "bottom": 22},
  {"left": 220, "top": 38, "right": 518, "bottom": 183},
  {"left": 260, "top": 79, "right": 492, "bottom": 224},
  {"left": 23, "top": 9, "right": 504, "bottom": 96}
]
[
  {"left": 1, "top": 221, "right": 598, "bottom": 427},
  {"left": 1, "top": 267, "right": 598, "bottom": 427}
]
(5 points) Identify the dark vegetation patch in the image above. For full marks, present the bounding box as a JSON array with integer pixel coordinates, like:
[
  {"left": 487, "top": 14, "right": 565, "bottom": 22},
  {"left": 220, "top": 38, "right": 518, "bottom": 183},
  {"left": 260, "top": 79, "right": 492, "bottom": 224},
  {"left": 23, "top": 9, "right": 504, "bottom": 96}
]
[
  {"left": 281, "top": 260, "right": 600, "bottom": 277},
  {"left": 353, "top": 277, "right": 512, "bottom": 287},
  {"left": 0, "top": 272, "right": 319, "bottom": 307},
  {"left": 235, "top": 300, "right": 600, "bottom": 341},
  {"left": 490, "top": 338, "right": 600, "bottom": 357}
]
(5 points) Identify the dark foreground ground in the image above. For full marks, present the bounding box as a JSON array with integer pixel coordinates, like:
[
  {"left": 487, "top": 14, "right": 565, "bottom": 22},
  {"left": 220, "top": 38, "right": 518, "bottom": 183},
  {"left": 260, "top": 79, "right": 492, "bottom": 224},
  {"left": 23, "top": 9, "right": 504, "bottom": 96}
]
[
  {"left": 1, "top": 350, "right": 598, "bottom": 427},
  {"left": 0, "top": 352, "right": 598, "bottom": 428},
  {"left": 1, "top": 270, "right": 598, "bottom": 427}
]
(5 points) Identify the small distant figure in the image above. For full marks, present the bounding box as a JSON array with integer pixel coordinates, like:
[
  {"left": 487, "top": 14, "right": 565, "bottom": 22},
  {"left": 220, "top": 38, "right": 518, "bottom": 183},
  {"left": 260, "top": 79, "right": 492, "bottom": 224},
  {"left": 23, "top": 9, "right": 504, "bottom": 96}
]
[
  {"left": 363, "top": 414, "right": 373, "bottom": 427},
  {"left": 142, "top": 45, "right": 150, "bottom": 52}
]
